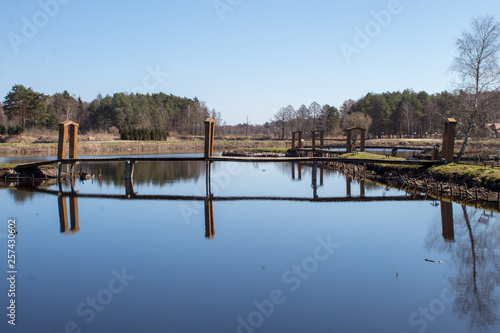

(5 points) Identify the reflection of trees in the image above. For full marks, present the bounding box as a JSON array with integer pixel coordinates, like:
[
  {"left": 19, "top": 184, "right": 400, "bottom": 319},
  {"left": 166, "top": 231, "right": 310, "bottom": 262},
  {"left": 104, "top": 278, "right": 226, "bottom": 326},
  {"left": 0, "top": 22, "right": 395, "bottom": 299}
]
[
  {"left": 427, "top": 204, "right": 500, "bottom": 331},
  {"left": 77, "top": 161, "right": 205, "bottom": 186},
  {"left": 8, "top": 188, "right": 37, "bottom": 202}
]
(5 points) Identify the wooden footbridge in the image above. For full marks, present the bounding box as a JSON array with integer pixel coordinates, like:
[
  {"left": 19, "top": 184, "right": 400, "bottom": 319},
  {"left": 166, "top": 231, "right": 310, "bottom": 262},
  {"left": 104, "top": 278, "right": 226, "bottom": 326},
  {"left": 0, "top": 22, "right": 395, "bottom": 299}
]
[
  {"left": 15, "top": 118, "right": 453, "bottom": 173},
  {"left": 7, "top": 118, "right": 466, "bottom": 239}
]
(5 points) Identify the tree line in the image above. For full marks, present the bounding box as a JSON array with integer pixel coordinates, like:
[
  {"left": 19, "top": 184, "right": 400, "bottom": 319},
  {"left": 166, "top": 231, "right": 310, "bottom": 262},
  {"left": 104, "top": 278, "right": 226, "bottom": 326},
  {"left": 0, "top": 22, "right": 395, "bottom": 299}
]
[{"left": 0, "top": 84, "right": 219, "bottom": 136}]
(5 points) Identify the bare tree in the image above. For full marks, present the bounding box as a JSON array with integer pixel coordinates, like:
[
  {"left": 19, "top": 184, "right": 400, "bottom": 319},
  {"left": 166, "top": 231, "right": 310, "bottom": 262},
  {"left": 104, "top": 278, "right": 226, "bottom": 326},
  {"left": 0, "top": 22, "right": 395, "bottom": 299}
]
[
  {"left": 400, "top": 100, "right": 415, "bottom": 137},
  {"left": 273, "top": 107, "right": 289, "bottom": 139},
  {"left": 450, "top": 15, "right": 500, "bottom": 162},
  {"left": 309, "top": 101, "right": 321, "bottom": 130}
]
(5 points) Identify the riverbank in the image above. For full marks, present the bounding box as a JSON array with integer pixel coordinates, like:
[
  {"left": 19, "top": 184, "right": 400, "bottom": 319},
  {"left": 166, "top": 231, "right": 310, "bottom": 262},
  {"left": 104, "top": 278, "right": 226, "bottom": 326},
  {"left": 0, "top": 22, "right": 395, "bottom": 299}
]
[{"left": 0, "top": 139, "right": 289, "bottom": 157}]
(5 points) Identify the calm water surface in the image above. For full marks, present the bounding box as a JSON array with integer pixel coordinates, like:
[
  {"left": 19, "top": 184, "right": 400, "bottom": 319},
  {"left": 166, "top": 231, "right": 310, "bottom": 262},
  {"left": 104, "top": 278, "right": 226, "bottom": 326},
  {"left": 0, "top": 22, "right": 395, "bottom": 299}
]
[{"left": 1, "top": 154, "right": 499, "bottom": 333}]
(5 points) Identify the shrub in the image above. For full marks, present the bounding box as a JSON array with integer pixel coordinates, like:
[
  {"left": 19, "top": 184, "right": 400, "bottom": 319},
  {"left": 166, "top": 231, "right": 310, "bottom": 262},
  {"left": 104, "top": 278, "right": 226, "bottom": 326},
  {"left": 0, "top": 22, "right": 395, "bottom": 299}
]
[
  {"left": 0, "top": 124, "right": 6, "bottom": 135},
  {"left": 7, "top": 125, "right": 24, "bottom": 135}
]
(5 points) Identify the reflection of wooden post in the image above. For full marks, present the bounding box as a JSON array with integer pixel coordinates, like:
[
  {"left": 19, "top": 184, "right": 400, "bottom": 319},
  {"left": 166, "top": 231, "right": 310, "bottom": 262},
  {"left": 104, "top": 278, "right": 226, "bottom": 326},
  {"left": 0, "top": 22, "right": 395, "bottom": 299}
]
[
  {"left": 312, "top": 161, "right": 318, "bottom": 199},
  {"left": 320, "top": 163, "right": 324, "bottom": 186},
  {"left": 204, "top": 199, "right": 215, "bottom": 239},
  {"left": 360, "top": 129, "right": 366, "bottom": 152},
  {"left": 346, "top": 176, "right": 352, "bottom": 197},
  {"left": 346, "top": 129, "right": 352, "bottom": 153},
  {"left": 58, "top": 124, "right": 68, "bottom": 160},
  {"left": 206, "top": 162, "right": 212, "bottom": 197},
  {"left": 441, "top": 118, "right": 457, "bottom": 162},
  {"left": 440, "top": 201, "right": 454, "bottom": 242},
  {"left": 124, "top": 160, "right": 135, "bottom": 197},
  {"left": 291, "top": 163, "right": 295, "bottom": 180},
  {"left": 298, "top": 163, "right": 302, "bottom": 180},
  {"left": 69, "top": 195, "right": 80, "bottom": 233},
  {"left": 58, "top": 196, "right": 68, "bottom": 233},
  {"left": 204, "top": 118, "right": 215, "bottom": 159},
  {"left": 360, "top": 180, "right": 365, "bottom": 196}
]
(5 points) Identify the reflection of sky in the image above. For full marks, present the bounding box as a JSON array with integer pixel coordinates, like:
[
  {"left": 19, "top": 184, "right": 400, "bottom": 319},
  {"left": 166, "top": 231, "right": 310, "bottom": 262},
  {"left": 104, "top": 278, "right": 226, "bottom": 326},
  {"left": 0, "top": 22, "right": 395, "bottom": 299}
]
[{"left": 1, "top": 157, "right": 499, "bottom": 333}]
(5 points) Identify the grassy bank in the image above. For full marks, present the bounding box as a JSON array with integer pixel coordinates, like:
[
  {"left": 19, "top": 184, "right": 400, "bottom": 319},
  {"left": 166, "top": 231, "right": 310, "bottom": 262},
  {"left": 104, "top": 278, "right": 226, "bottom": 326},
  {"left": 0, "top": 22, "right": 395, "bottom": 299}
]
[{"left": 340, "top": 152, "right": 500, "bottom": 190}]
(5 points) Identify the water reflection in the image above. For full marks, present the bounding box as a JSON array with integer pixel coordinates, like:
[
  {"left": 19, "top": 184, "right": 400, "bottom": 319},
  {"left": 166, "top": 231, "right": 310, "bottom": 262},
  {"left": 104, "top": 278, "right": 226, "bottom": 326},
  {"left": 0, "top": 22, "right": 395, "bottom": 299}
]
[
  {"left": 58, "top": 195, "right": 80, "bottom": 234},
  {"left": 427, "top": 203, "right": 500, "bottom": 331},
  {"left": 21, "top": 161, "right": 433, "bottom": 240}
]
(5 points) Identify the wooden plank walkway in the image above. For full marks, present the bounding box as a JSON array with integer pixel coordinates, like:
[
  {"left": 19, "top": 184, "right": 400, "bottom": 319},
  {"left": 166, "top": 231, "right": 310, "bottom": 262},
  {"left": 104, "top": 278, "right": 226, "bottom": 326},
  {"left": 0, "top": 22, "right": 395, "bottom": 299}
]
[{"left": 15, "top": 155, "right": 442, "bottom": 170}]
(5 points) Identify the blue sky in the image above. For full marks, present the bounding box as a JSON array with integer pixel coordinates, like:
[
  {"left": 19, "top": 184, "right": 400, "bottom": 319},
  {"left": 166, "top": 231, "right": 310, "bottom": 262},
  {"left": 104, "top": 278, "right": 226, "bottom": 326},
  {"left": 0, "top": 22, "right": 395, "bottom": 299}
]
[{"left": 1, "top": 0, "right": 500, "bottom": 125}]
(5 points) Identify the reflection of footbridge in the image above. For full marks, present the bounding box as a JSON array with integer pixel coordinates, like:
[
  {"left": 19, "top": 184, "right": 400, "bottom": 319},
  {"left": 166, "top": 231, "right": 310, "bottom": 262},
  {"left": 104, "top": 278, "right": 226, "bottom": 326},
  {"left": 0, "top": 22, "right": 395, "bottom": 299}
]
[
  {"left": 25, "top": 161, "right": 442, "bottom": 239},
  {"left": 16, "top": 118, "right": 456, "bottom": 239}
]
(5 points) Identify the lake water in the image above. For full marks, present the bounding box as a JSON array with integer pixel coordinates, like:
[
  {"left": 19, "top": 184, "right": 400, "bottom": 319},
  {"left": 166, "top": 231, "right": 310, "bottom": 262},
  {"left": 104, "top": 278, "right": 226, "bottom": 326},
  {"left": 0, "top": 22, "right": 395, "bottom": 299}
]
[{"left": 1, "top": 154, "right": 499, "bottom": 333}]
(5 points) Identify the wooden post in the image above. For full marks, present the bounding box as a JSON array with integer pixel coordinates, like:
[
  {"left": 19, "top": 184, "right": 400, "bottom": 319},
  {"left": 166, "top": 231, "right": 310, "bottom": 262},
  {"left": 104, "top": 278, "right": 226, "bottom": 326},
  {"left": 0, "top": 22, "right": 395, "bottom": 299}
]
[
  {"left": 69, "top": 123, "right": 79, "bottom": 159},
  {"left": 442, "top": 119, "right": 457, "bottom": 162},
  {"left": 58, "top": 123, "right": 68, "bottom": 160},
  {"left": 346, "top": 129, "right": 352, "bottom": 153},
  {"left": 360, "top": 129, "right": 366, "bottom": 152},
  {"left": 297, "top": 131, "right": 303, "bottom": 148},
  {"left": 312, "top": 131, "right": 316, "bottom": 151},
  {"left": 204, "top": 118, "right": 215, "bottom": 159},
  {"left": 291, "top": 132, "right": 296, "bottom": 149},
  {"left": 319, "top": 130, "right": 324, "bottom": 150}
]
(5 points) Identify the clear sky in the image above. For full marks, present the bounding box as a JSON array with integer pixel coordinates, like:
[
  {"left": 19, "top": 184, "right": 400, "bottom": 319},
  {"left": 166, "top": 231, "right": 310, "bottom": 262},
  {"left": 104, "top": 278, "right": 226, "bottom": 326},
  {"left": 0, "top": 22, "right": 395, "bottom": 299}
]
[{"left": 1, "top": 0, "right": 500, "bottom": 125}]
